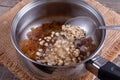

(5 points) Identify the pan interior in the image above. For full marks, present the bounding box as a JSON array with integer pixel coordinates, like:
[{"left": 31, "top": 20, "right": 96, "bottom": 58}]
[{"left": 14, "top": 1, "right": 105, "bottom": 66}]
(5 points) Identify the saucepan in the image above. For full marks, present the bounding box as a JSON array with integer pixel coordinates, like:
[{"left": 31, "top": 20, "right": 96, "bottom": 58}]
[{"left": 11, "top": 0, "right": 120, "bottom": 80}]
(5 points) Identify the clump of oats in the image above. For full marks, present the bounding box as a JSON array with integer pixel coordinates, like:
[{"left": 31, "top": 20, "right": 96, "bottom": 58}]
[
  {"left": 35, "top": 25, "right": 85, "bottom": 66},
  {"left": 62, "top": 25, "right": 85, "bottom": 41}
]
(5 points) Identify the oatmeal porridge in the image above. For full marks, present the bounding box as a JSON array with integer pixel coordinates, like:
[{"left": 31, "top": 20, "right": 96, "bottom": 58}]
[{"left": 20, "top": 21, "right": 96, "bottom": 66}]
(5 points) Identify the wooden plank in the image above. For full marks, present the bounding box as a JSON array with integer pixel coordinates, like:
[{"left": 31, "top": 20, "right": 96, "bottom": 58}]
[
  {"left": 0, "top": 0, "right": 21, "bottom": 16},
  {"left": 0, "top": 0, "right": 21, "bottom": 7},
  {"left": 0, "top": 7, "right": 10, "bottom": 16},
  {"left": 97, "top": 0, "right": 120, "bottom": 13}
]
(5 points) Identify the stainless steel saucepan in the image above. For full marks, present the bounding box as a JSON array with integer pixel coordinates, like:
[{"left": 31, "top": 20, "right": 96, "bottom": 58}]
[{"left": 11, "top": 0, "right": 120, "bottom": 80}]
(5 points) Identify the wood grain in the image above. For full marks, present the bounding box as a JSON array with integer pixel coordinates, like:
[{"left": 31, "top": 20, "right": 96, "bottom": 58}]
[
  {"left": 97, "top": 0, "right": 120, "bottom": 13},
  {"left": 0, "top": 0, "right": 21, "bottom": 15}
]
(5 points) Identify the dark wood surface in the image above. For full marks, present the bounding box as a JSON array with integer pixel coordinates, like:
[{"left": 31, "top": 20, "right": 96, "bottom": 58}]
[{"left": 0, "top": 0, "right": 120, "bottom": 80}]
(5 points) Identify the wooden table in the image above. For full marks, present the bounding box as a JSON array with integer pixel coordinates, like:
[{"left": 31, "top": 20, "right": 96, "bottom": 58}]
[{"left": 0, "top": 0, "right": 120, "bottom": 80}]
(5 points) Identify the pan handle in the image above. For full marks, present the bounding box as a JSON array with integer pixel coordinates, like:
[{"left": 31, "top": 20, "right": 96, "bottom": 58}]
[{"left": 85, "top": 56, "right": 120, "bottom": 80}]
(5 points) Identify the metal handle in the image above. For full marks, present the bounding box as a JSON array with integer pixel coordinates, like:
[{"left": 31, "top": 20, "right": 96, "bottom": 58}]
[
  {"left": 85, "top": 56, "right": 120, "bottom": 80},
  {"left": 99, "top": 25, "right": 120, "bottom": 30}
]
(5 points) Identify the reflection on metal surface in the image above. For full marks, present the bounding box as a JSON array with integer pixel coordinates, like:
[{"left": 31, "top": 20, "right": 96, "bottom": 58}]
[{"left": 86, "top": 56, "right": 108, "bottom": 76}]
